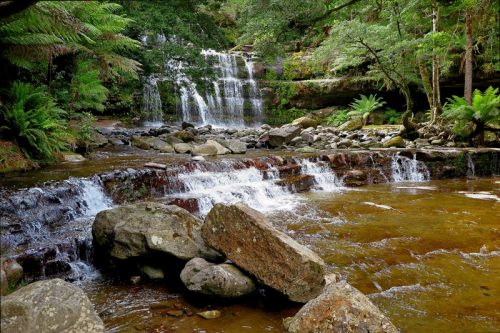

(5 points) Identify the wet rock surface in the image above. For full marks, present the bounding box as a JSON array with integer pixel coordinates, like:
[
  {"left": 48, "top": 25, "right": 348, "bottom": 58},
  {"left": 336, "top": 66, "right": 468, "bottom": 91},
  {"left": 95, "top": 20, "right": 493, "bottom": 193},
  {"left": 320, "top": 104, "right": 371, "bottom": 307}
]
[
  {"left": 0, "top": 278, "right": 105, "bottom": 333},
  {"left": 202, "top": 203, "right": 326, "bottom": 303},
  {"left": 92, "top": 202, "right": 219, "bottom": 262},
  {"left": 180, "top": 257, "right": 256, "bottom": 298},
  {"left": 284, "top": 281, "right": 399, "bottom": 333}
]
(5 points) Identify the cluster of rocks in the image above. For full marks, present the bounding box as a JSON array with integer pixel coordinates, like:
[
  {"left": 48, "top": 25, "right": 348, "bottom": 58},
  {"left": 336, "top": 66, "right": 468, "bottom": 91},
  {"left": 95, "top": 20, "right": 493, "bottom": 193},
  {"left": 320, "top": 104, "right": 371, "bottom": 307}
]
[{"left": 90, "top": 201, "right": 398, "bottom": 332}]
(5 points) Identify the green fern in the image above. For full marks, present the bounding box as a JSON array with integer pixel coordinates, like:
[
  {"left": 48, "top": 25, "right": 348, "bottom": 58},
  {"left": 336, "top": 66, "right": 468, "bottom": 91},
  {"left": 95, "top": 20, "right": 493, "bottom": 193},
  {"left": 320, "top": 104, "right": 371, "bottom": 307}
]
[
  {"left": 347, "top": 94, "right": 386, "bottom": 125},
  {"left": 443, "top": 86, "right": 500, "bottom": 141},
  {"left": 1, "top": 81, "right": 73, "bottom": 161},
  {"left": 69, "top": 60, "right": 109, "bottom": 113}
]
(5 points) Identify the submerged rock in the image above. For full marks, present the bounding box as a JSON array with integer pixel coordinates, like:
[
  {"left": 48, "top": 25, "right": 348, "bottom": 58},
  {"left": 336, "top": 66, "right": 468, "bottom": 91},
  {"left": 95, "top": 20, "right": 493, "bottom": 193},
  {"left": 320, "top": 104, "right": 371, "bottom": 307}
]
[
  {"left": 202, "top": 203, "right": 325, "bottom": 303},
  {"left": 180, "top": 257, "right": 255, "bottom": 298},
  {"left": 284, "top": 281, "right": 398, "bottom": 333},
  {"left": 92, "top": 202, "right": 219, "bottom": 262},
  {"left": 0, "top": 278, "right": 105, "bottom": 333}
]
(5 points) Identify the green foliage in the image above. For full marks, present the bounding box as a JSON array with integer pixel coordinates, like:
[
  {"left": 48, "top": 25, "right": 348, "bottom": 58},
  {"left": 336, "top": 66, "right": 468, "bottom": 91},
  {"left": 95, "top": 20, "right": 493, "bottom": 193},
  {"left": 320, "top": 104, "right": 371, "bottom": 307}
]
[
  {"left": 347, "top": 94, "right": 386, "bottom": 124},
  {"left": 75, "top": 112, "right": 96, "bottom": 143},
  {"left": 325, "top": 109, "right": 349, "bottom": 126},
  {"left": 443, "top": 86, "right": 500, "bottom": 138},
  {"left": 266, "top": 107, "right": 307, "bottom": 126},
  {"left": 69, "top": 61, "right": 108, "bottom": 113},
  {"left": 0, "top": 81, "right": 72, "bottom": 161},
  {"left": 385, "top": 108, "right": 403, "bottom": 125}
]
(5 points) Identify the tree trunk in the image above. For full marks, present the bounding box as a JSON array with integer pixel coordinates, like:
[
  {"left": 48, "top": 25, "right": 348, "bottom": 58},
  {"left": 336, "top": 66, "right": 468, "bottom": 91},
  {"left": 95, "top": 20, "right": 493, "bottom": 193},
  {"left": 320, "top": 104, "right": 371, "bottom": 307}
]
[
  {"left": 417, "top": 57, "right": 433, "bottom": 110},
  {"left": 431, "top": 0, "right": 442, "bottom": 121},
  {"left": 464, "top": 7, "right": 473, "bottom": 104}
]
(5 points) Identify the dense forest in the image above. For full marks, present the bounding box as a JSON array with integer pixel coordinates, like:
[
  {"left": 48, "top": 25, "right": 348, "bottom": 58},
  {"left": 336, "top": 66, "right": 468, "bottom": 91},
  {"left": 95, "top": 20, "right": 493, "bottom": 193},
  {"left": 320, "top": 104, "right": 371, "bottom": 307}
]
[{"left": 0, "top": 0, "right": 499, "bottom": 168}]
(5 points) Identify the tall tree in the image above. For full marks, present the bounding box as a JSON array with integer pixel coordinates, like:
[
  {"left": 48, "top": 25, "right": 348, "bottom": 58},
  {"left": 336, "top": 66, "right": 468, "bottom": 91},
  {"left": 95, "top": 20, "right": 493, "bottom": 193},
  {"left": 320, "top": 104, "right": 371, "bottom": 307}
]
[{"left": 464, "top": 6, "right": 473, "bottom": 104}]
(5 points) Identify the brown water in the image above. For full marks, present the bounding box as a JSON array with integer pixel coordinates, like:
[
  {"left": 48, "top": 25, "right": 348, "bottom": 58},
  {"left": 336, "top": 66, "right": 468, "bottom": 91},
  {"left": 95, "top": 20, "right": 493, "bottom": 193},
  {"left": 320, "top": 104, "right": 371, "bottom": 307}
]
[{"left": 82, "top": 177, "right": 500, "bottom": 333}]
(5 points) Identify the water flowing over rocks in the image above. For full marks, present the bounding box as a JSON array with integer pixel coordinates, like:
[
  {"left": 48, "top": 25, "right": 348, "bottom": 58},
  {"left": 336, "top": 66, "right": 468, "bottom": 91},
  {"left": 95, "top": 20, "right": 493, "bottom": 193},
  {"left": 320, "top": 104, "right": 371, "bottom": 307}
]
[
  {"left": 92, "top": 202, "right": 219, "bottom": 262},
  {"left": 284, "top": 281, "right": 399, "bottom": 333},
  {"left": 202, "top": 203, "right": 326, "bottom": 303},
  {"left": 180, "top": 257, "right": 256, "bottom": 298},
  {"left": 0, "top": 278, "right": 104, "bottom": 333}
]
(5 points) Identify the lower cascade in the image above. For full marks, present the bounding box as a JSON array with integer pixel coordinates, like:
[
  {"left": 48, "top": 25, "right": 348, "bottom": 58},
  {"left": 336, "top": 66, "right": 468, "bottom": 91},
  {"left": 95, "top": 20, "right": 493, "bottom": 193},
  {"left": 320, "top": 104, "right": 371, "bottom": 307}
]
[{"left": 391, "top": 153, "right": 430, "bottom": 182}]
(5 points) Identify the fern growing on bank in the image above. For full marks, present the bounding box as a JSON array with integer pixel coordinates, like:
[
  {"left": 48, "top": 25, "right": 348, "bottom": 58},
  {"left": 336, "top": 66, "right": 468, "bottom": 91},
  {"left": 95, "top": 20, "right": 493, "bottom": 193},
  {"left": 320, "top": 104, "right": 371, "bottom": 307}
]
[
  {"left": 347, "top": 94, "right": 386, "bottom": 125},
  {"left": 1, "top": 82, "right": 72, "bottom": 161},
  {"left": 69, "top": 61, "right": 109, "bottom": 114},
  {"left": 443, "top": 86, "right": 500, "bottom": 143}
]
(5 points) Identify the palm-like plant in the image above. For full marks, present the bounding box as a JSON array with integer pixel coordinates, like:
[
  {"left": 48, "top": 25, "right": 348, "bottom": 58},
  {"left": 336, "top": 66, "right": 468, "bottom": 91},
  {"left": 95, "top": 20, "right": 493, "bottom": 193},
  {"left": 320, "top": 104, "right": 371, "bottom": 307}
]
[
  {"left": 1, "top": 81, "right": 72, "bottom": 161},
  {"left": 443, "top": 86, "right": 500, "bottom": 144},
  {"left": 347, "top": 94, "right": 386, "bottom": 125}
]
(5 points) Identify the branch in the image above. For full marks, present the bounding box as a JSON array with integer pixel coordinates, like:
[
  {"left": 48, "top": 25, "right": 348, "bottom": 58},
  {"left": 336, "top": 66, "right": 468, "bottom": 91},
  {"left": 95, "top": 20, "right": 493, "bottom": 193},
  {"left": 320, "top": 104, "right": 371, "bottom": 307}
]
[
  {"left": 318, "top": 0, "right": 363, "bottom": 20},
  {"left": 0, "top": 0, "right": 39, "bottom": 19}
]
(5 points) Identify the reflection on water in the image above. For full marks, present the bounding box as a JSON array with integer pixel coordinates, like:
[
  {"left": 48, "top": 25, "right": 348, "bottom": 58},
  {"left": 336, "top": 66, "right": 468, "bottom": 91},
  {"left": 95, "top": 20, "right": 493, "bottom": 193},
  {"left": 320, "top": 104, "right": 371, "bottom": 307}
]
[
  {"left": 82, "top": 177, "right": 499, "bottom": 333},
  {"left": 282, "top": 177, "right": 499, "bottom": 333}
]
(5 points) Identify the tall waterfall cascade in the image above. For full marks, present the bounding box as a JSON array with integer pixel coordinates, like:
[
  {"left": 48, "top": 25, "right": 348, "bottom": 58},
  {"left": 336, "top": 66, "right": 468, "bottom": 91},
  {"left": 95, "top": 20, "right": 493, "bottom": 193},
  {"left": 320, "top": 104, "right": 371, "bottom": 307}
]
[{"left": 142, "top": 44, "right": 264, "bottom": 128}]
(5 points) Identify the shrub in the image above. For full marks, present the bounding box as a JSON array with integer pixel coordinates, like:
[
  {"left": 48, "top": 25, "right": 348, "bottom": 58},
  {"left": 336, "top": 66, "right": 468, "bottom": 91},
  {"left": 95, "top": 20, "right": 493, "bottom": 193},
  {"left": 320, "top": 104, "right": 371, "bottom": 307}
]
[
  {"left": 385, "top": 108, "right": 403, "bottom": 124},
  {"left": 1, "top": 81, "right": 72, "bottom": 161},
  {"left": 325, "top": 110, "right": 349, "bottom": 126}
]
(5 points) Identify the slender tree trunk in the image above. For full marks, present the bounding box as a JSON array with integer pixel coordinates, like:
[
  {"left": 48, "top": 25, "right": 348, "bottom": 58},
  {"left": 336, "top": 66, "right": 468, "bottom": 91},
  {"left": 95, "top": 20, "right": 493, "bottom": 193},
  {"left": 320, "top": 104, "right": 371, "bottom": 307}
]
[
  {"left": 417, "top": 57, "right": 433, "bottom": 110},
  {"left": 431, "top": 0, "right": 442, "bottom": 121},
  {"left": 464, "top": 7, "right": 473, "bottom": 104}
]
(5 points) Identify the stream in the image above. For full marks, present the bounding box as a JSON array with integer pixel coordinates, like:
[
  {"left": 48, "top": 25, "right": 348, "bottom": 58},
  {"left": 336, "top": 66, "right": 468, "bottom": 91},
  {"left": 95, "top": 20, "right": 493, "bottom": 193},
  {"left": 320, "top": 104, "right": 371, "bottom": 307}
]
[{"left": 1, "top": 149, "right": 499, "bottom": 332}]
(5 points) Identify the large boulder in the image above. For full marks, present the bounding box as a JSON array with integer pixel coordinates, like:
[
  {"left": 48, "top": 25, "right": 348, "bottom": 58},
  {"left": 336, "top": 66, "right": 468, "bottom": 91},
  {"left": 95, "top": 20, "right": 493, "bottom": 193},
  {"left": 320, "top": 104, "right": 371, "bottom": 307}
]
[
  {"left": 202, "top": 203, "right": 326, "bottom": 303},
  {"left": 92, "top": 202, "right": 219, "bottom": 261},
  {"left": 131, "top": 136, "right": 151, "bottom": 150},
  {"left": 0, "top": 278, "right": 105, "bottom": 333},
  {"left": 173, "top": 143, "right": 193, "bottom": 154},
  {"left": 217, "top": 139, "right": 247, "bottom": 154},
  {"left": 383, "top": 136, "right": 406, "bottom": 148},
  {"left": 284, "top": 281, "right": 398, "bottom": 333},
  {"left": 267, "top": 126, "right": 302, "bottom": 147},
  {"left": 205, "top": 140, "right": 231, "bottom": 155},
  {"left": 292, "top": 117, "right": 318, "bottom": 129},
  {"left": 1, "top": 258, "right": 23, "bottom": 286},
  {"left": 338, "top": 118, "right": 363, "bottom": 131},
  {"left": 192, "top": 144, "right": 218, "bottom": 156},
  {"left": 145, "top": 137, "right": 174, "bottom": 152},
  {"left": 180, "top": 258, "right": 255, "bottom": 298},
  {"left": 174, "top": 130, "right": 195, "bottom": 142}
]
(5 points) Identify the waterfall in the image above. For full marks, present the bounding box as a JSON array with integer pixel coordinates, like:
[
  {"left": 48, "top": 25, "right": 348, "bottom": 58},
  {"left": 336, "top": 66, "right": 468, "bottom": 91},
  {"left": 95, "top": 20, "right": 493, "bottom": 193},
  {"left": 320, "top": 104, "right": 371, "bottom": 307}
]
[
  {"left": 142, "top": 75, "right": 163, "bottom": 127},
  {"left": 300, "top": 159, "right": 344, "bottom": 191},
  {"left": 391, "top": 153, "right": 430, "bottom": 182},
  {"left": 76, "top": 178, "right": 114, "bottom": 216},
  {"left": 466, "top": 152, "right": 476, "bottom": 179}
]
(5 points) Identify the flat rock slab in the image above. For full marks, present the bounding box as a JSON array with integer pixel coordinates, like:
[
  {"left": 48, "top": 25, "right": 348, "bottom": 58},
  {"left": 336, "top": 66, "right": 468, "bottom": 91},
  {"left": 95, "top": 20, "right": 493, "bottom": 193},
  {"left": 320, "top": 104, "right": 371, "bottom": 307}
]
[
  {"left": 202, "top": 203, "right": 325, "bottom": 303},
  {"left": 93, "top": 202, "right": 219, "bottom": 261},
  {"left": 1, "top": 278, "right": 105, "bottom": 333},
  {"left": 284, "top": 281, "right": 399, "bottom": 333}
]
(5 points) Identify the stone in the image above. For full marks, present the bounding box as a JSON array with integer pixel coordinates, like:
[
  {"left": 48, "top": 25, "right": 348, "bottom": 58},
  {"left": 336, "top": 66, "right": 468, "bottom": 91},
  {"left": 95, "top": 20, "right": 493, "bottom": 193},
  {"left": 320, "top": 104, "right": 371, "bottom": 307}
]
[
  {"left": 267, "top": 126, "right": 301, "bottom": 147},
  {"left": 1, "top": 259, "right": 23, "bottom": 286},
  {"left": 144, "top": 162, "right": 167, "bottom": 170},
  {"left": 301, "top": 132, "right": 314, "bottom": 143},
  {"left": 161, "top": 135, "right": 184, "bottom": 146},
  {"left": 217, "top": 139, "right": 247, "bottom": 154},
  {"left": 89, "top": 132, "right": 109, "bottom": 149},
  {"left": 145, "top": 137, "right": 173, "bottom": 151},
  {"left": 431, "top": 139, "right": 443, "bottom": 146},
  {"left": 292, "top": 117, "right": 318, "bottom": 129},
  {"left": 180, "top": 258, "right": 255, "bottom": 298},
  {"left": 131, "top": 136, "right": 151, "bottom": 150},
  {"left": 1, "top": 269, "right": 7, "bottom": 296},
  {"left": 337, "top": 118, "right": 363, "bottom": 131},
  {"left": 139, "top": 265, "right": 164, "bottom": 280},
  {"left": 174, "top": 143, "right": 193, "bottom": 154},
  {"left": 182, "top": 122, "right": 195, "bottom": 129},
  {"left": 296, "top": 147, "right": 316, "bottom": 153},
  {"left": 383, "top": 136, "right": 406, "bottom": 148},
  {"left": 93, "top": 202, "right": 219, "bottom": 261},
  {"left": 284, "top": 281, "right": 398, "bottom": 333},
  {"left": 174, "top": 130, "right": 195, "bottom": 142},
  {"left": 205, "top": 140, "right": 231, "bottom": 155},
  {"left": 192, "top": 156, "right": 206, "bottom": 162},
  {"left": 62, "top": 152, "right": 85, "bottom": 162},
  {"left": 130, "top": 276, "right": 141, "bottom": 284},
  {"left": 1, "top": 278, "right": 105, "bottom": 333},
  {"left": 192, "top": 144, "right": 218, "bottom": 156},
  {"left": 109, "top": 138, "right": 124, "bottom": 146},
  {"left": 202, "top": 203, "right": 326, "bottom": 303},
  {"left": 197, "top": 310, "right": 221, "bottom": 319}
]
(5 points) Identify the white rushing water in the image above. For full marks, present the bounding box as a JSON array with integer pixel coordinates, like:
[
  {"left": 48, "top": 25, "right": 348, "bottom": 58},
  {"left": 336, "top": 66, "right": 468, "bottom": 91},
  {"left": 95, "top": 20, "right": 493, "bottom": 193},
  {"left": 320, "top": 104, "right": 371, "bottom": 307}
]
[
  {"left": 71, "top": 177, "right": 114, "bottom": 216},
  {"left": 391, "top": 153, "right": 430, "bottom": 182},
  {"left": 300, "top": 159, "right": 344, "bottom": 191},
  {"left": 142, "top": 75, "right": 164, "bottom": 127}
]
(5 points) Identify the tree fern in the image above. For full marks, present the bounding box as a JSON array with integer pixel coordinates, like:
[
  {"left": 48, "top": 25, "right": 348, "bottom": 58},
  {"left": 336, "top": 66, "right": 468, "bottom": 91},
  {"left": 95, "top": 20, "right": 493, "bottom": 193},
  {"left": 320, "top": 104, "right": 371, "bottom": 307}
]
[{"left": 347, "top": 94, "right": 386, "bottom": 125}]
